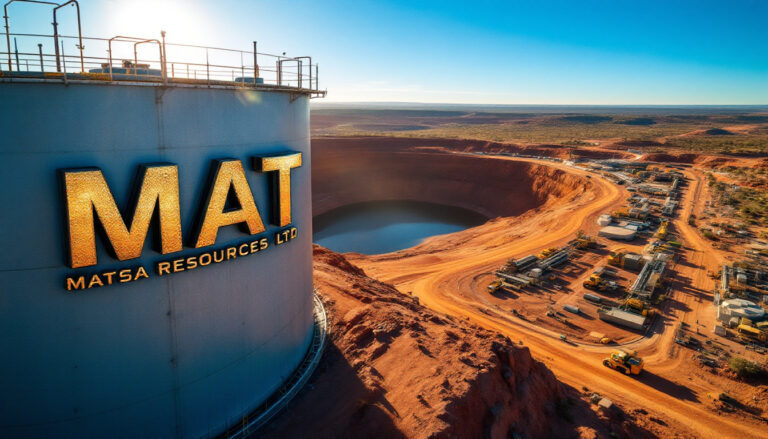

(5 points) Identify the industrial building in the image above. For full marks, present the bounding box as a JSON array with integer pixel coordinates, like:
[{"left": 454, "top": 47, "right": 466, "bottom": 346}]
[
  {"left": 662, "top": 197, "right": 678, "bottom": 216},
  {"left": 598, "top": 308, "right": 647, "bottom": 331},
  {"left": 495, "top": 247, "right": 572, "bottom": 288},
  {"left": 599, "top": 159, "right": 648, "bottom": 171},
  {"left": 597, "top": 214, "right": 613, "bottom": 226},
  {"left": 629, "top": 256, "right": 667, "bottom": 299},
  {"left": 1, "top": 8, "right": 325, "bottom": 438},
  {"left": 632, "top": 183, "right": 671, "bottom": 197},
  {"left": 716, "top": 299, "right": 766, "bottom": 324},
  {"left": 720, "top": 264, "right": 768, "bottom": 297},
  {"left": 670, "top": 177, "right": 681, "bottom": 193}
]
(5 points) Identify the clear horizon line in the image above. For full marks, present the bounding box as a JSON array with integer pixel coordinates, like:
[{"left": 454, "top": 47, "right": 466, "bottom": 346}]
[{"left": 312, "top": 101, "right": 768, "bottom": 108}]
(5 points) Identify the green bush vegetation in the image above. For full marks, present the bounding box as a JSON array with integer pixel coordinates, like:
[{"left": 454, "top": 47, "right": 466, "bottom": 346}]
[
  {"left": 728, "top": 357, "right": 766, "bottom": 379},
  {"left": 314, "top": 109, "right": 768, "bottom": 154},
  {"left": 717, "top": 166, "right": 768, "bottom": 186},
  {"left": 701, "top": 230, "right": 718, "bottom": 240},
  {"left": 666, "top": 136, "right": 768, "bottom": 155},
  {"left": 707, "top": 170, "right": 768, "bottom": 225},
  {"left": 716, "top": 186, "right": 768, "bottom": 224},
  {"left": 384, "top": 121, "right": 703, "bottom": 145}
]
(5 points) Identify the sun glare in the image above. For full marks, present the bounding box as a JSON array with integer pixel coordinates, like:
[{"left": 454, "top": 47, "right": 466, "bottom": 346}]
[
  {"left": 101, "top": 0, "right": 220, "bottom": 73},
  {"left": 106, "top": 0, "right": 211, "bottom": 45}
]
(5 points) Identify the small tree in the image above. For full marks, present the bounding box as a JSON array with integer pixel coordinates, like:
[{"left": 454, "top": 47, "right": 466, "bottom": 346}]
[
  {"left": 728, "top": 357, "right": 766, "bottom": 380},
  {"left": 702, "top": 230, "right": 718, "bottom": 241}
]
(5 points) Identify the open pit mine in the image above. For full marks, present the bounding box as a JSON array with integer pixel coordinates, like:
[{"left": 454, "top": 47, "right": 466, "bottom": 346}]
[{"left": 261, "top": 135, "right": 768, "bottom": 439}]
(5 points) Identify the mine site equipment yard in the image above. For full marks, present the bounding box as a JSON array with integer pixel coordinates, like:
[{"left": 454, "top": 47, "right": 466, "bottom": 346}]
[{"left": 309, "top": 135, "right": 768, "bottom": 438}]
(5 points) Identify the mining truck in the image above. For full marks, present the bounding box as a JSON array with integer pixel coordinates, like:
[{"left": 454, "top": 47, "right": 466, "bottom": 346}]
[
  {"left": 737, "top": 324, "right": 768, "bottom": 344},
  {"left": 602, "top": 350, "right": 644, "bottom": 375},
  {"left": 488, "top": 280, "right": 519, "bottom": 293}
]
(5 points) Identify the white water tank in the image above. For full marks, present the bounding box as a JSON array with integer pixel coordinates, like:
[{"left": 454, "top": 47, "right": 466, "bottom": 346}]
[{"left": 720, "top": 299, "right": 765, "bottom": 321}]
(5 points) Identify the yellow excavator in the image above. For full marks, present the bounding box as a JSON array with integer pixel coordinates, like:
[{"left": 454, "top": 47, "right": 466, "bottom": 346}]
[
  {"left": 538, "top": 247, "right": 559, "bottom": 259},
  {"left": 654, "top": 220, "right": 669, "bottom": 240},
  {"left": 603, "top": 350, "right": 644, "bottom": 375}
]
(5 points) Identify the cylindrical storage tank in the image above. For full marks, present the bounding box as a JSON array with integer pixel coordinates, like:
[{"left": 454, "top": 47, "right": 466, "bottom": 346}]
[
  {"left": 564, "top": 305, "right": 580, "bottom": 314},
  {"left": 584, "top": 293, "right": 603, "bottom": 303},
  {"left": 598, "top": 225, "right": 636, "bottom": 241},
  {"left": 0, "top": 82, "right": 314, "bottom": 438}
]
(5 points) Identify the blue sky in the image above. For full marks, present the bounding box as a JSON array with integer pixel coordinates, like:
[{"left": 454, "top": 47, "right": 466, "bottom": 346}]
[{"left": 6, "top": 0, "right": 768, "bottom": 104}]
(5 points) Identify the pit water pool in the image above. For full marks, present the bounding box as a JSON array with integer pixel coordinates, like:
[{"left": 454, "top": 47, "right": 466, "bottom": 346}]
[{"left": 312, "top": 200, "right": 487, "bottom": 255}]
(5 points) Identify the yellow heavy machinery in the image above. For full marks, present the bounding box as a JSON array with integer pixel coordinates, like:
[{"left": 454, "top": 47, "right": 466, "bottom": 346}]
[
  {"left": 488, "top": 280, "right": 502, "bottom": 293},
  {"left": 654, "top": 220, "right": 669, "bottom": 240},
  {"left": 737, "top": 325, "right": 767, "bottom": 343},
  {"left": 644, "top": 240, "right": 672, "bottom": 255},
  {"left": 500, "top": 259, "right": 518, "bottom": 274},
  {"left": 488, "top": 280, "right": 519, "bottom": 293},
  {"left": 572, "top": 236, "right": 597, "bottom": 250},
  {"left": 538, "top": 247, "right": 559, "bottom": 259},
  {"left": 607, "top": 248, "right": 625, "bottom": 267},
  {"left": 583, "top": 273, "right": 606, "bottom": 291},
  {"left": 624, "top": 298, "right": 652, "bottom": 316},
  {"left": 613, "top": 208, "right": 629, "bottom": 218},
  {"left": 607, "top": 248, "right": 645, "bottom": 270},
  {"left": 603, "top": 350, "right": 644, "bottom": 375}
]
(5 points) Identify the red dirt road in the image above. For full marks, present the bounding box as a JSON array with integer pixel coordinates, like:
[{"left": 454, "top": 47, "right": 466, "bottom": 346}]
[{"left": 350, "top": 155, "right": 767, "bottom": 438}]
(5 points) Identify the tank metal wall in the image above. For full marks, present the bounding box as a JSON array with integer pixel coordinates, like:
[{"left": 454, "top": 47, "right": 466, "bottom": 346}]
[{"left": 0, "top": 83, "right": 314, "bottom": 438}]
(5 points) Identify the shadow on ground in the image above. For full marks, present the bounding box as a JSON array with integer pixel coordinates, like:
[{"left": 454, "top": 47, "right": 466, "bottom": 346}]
[{"left": 258, "top": 343, "right": 406, "bottom": 439}]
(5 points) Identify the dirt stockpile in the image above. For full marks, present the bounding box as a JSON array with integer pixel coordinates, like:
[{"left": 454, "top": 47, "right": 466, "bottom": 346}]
[
  {"left": 641, "top": 152, "right": 700, "bottom": 164},
  {"left": 613, "top": 140, "right": 664, "bottom": 148},
  {"left": 261, "top": 246, "right": 644, "bottom": 439},
  {"left": 312, "top": 137, "right": 588, "bottom": 218}
]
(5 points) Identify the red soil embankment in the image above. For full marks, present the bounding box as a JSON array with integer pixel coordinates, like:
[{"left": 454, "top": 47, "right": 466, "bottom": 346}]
[
  {"left": 614, "top": 140, "right": 665, "bottom": 148},
  {"left": 641, "top": 153, "right": 700, "bottom": 164},
  {"left": 312, "top": 137, "right": 587, "bottom": 219},
  {"left": 641, "top": 152, "right": 768, "bottom": 168},
  {"left": 261, "top": 247, "right": 643, "bottom": 438}
]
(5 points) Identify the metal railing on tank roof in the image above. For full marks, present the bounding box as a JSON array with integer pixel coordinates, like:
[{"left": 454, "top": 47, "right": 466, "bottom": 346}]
[{"left": 2, "top": 1, "right": 324, "bottom": 96}]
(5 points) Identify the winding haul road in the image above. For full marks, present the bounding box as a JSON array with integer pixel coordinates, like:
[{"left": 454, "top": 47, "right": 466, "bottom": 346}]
[{"left": 354, "top": 155, "right": 764, "bottom": 438}]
